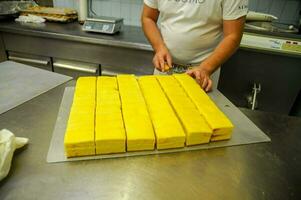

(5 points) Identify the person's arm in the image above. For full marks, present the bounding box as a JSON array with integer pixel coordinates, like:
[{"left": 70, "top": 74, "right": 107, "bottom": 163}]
[
  {"left": 141, "top": 4, "right": 172, "bottom": 71},
  {"left": 187, "top": 16, "right": 246, "bottom": 92}
]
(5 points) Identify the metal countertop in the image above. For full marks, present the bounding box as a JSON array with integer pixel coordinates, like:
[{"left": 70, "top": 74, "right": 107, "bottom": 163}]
[
  {"left": 0, "top": 81, "right": 300, "bottom": 200},
  {"left": 0, "top": 21, "right": 152, "bottom": 51}
]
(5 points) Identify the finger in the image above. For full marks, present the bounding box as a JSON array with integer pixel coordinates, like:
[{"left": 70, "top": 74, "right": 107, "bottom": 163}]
[
  {"left": 206, "top": 79, "right": 213, "bottom": 92},
  {"left": 194, "top": 71, "right": 202, "bottom": 85},
  {"left": 166, "top": 54, "right": 172, "bottom": 69},
  {"left": 153, "top": 57, "right": 160, "bottom": 70},
  {"left": 159, "top": 56, "right": 165, "bottom": 72},
  {"left": 186, "top": 70, "right": 194, "bottom": 76},
  {"left": 202, "top": 77, "right": 208, "bottom": 90}
]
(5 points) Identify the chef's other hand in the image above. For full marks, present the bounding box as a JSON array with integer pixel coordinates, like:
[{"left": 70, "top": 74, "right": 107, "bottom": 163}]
[
  {"left": 186, "top": 67, "right": 213, "bottom": 92},
  {"left": 153, "top": 46, "right": 172, "bottom": 72}
]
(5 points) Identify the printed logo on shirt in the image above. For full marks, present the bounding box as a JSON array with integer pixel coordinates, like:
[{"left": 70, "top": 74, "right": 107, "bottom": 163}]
[
  {"left": 238, "top": 4, "right": 248, "bottom": 10},
  {"left": 237, "top": 0, "right": 248, "bottom": 10},
  {"left": 167, "top": 0, "right": 206, "bottom": 4}
]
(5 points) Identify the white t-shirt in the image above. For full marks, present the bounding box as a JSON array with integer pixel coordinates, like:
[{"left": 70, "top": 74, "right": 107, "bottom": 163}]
[{"left": 144, "top": 0, "right": 248, "bottom": 64}]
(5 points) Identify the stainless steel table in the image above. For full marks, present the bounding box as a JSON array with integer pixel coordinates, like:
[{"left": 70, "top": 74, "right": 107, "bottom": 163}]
[{"left": 0, "top": 81, "right": 300, "bottom": 200}]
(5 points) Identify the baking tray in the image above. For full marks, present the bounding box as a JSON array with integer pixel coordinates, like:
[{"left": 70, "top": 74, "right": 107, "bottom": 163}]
[
  {"left": 47, "top": 87, "right": 271, "bottom": 163},
  {"left": 0, "top": 61, "right": 72, "bottom": 115}
]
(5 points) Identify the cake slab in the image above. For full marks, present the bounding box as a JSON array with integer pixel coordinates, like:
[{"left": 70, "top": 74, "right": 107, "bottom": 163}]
[{"left": 47, "top": 87, "right": 271, "bottom": 163}]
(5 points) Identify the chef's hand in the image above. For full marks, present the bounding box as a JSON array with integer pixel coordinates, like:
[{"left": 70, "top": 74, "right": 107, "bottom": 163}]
[
  {"left": 153, "top": 46, "right": 172, "bottom": 72},
  {"left": 186, "top": 66, "right": 213, "bottom": 92}
]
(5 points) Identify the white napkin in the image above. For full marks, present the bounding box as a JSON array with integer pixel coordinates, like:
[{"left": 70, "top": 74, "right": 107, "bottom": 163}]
[
  {"left": 15, "top": 14, "right": 46, "bottom": 23},
  {"left": 0, "top": 129, "right": 28, "bottom": 181}
]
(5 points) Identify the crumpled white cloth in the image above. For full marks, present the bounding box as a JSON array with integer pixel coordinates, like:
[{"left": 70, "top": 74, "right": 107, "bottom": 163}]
[
  {"left": 15, "top": 14, "right": 46, "bottom": 23},
  {"left": 246, "top": 11, "right": 278, "bottom": 22},
  {"left": 0, "top": 129, "right": 28, "bottom": 181}
]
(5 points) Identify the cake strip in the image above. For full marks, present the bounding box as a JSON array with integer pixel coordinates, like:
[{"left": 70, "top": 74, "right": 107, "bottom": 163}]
[
  {"left": 138, "top": 76, "right": 185, "bottom": 149},
  {"left": 156, "top": 75, "right": 212, "bottom": 145},
  {"left": 173, "top": 74, "right": 234, "bottom": 141},
  {"left": 64, "top": 77, "right": 96, "bottom": 157},
  {"left": 117, "top": 75, "right": 155, "bottom": 151},
  {"left": 95, "top": 76, "right": 126, "bottom": 154}
]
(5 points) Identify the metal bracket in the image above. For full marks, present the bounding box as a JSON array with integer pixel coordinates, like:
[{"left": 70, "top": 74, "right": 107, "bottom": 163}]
[{"left": 247, "top": 83, "right": 262, "bottom": 110}]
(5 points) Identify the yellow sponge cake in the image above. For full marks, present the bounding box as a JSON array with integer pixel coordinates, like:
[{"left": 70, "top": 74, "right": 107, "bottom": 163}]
[
  {"left": 117, "top": 75, "right": 155, "bottom": 151},
  {"left": 138, "top": 76, "right": 185, "bottom": 149},
  {"left": 156, "top": 75, "right": 213, "bottom": 145},
  {"left": 173, "top": 74, "right": 234, "bottom": 141},
  {"left": 95, "top": 76, "right": 126, "bottom": 154},
  {"left": 64, "top": 77, "right": 96, "bottom": 157}
]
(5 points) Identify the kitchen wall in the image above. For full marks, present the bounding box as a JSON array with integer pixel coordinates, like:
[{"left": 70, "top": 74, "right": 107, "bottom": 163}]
[
  {"left": 35, "top": 0, "right": 53, "bottom": 6},
  {"left": 53, "top": 0, "right": 300, "bottom": 26},
  {"left": 53, "top": 0, "right": 143, "bottom": 26}
]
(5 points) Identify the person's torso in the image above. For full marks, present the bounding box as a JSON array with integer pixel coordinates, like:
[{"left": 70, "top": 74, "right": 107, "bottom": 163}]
[{"left": 157, "top": 0, "right": 224, "bottom": 64}]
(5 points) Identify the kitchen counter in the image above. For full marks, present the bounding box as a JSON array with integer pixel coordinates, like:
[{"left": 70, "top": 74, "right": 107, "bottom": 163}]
[
  {"left": 1, "top": 21, "right": 300, "bottom": 55},
  {"left": 0, "top": 81, "right": 300, "bottom": 200},
  {"left": 0, "top": 21, "right": 155, "bottom": 75},
  {"left": 0, "top": 21, "right": 152, "bottom": 51},
  {"left": 244, "top": 28, "right": 301, "bottom": 40}
]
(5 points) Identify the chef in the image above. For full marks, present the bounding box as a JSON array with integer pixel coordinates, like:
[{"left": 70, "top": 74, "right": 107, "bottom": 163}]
[{"left": 141, "top": 0, "right": 248, "bottom": 91}]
